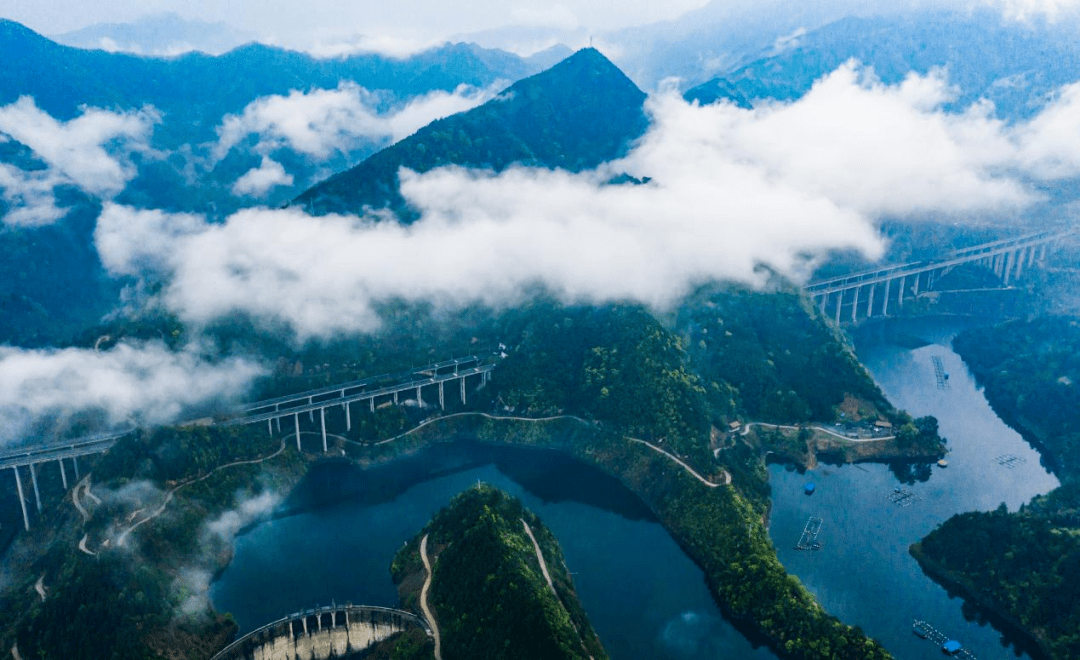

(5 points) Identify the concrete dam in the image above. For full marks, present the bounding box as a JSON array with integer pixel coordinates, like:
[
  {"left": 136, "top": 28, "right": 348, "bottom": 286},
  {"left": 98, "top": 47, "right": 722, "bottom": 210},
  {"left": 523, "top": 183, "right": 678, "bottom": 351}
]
[{"left": 211, "top": 605, "right": 431, "bottom": 660}]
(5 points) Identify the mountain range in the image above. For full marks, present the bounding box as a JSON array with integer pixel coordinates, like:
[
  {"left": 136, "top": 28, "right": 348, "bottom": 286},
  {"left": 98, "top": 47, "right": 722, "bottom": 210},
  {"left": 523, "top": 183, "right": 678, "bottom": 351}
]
[
  {"left": 685, "top": 10, "right": 1080, "bottom": 120},
  {"left": 0, "top": 18, "right": 558, "bottom": 133},
  {"left": 51, "top": 12, "right": 256, "bottom": 56}
]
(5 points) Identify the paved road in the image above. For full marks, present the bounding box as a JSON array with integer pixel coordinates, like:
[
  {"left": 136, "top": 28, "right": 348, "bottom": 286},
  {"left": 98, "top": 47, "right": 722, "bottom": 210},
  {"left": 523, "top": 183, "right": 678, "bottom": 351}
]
[
  {"left": 521, "top": 520, "right": 556, "bottom": 596},
  {"left": 740, "top": 422, "right": 894, "bottom": 443},
  {"left": 419, "top": 534, "right": 442, "bottom": 660},
  {"left": 627, "top": 438, "right": 729, "bottom": 487}
]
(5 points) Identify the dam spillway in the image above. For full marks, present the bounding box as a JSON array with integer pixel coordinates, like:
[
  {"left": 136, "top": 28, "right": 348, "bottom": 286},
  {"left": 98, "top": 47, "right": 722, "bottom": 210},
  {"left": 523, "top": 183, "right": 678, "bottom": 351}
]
[{"left": 211, "top": 604, "right": 431, "bottom": 660}]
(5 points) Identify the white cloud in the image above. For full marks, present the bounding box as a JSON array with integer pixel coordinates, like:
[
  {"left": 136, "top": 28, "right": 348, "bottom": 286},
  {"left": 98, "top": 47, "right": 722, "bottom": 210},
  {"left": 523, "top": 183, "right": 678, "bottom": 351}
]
[
  {"left": 204, "top": 489, "right": 282, "bottom": 542},
  {"left": 1011, "top": 81, "right": 1080, "bottom": 178},
  {"left": 231, "top": 157, "right": 294, "bottom": 197},
  {"left": 0, "top": 98, "right": 158, "bottom": 227},
  {"left": 0, "top": 164, "right": 68, "bottom": 227},
  {"left": 677, "top": 62, "right": 1033, "bottom": 218},
  {"left": 983, "top": 0, "right": 1080, "bottom": 20},
  {"left": 0, "top": 342, "right": 265, "bottom": 442},
  {"left": 297, "top": 34, "right": 441, "bottom": 59},
  {"left": 89, "top": 64, "right": 1080, "bottom": 343},
  {"left": 95, "top": 203, "right": 208, "bottom": 278},
  {"left": 215, "top": 82, "right": 499, "bottom": 162},
  {"left": 0, "top": 97, "right": 157, "bottom": 198}
]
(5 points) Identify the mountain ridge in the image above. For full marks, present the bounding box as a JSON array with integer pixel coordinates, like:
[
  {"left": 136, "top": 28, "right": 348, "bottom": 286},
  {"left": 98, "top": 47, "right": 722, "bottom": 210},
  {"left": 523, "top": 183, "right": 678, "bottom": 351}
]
[
  {"left": 294, "top": 47, "right": 649, "bottom": 218},
  {"left": 684, "top": 11, "right": 1080, "bottom": 119}
]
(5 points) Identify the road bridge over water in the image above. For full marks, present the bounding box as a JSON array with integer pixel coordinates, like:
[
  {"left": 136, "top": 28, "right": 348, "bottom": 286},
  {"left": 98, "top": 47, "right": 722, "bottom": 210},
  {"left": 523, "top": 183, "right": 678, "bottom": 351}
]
[
  {"left": 806, "top": 230, "right": 1070, "bottom": 324},
  {"left": 0, "top": 353, "right": 498, "bottom": 531}
]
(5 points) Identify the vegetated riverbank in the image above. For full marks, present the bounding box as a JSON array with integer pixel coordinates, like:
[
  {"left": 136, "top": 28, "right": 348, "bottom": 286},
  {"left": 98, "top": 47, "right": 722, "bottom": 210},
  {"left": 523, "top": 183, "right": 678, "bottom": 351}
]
[
  {"left": 905, "top": 317, "right": 1080, "bottom": 660},
  {"left": 908, "top": 541, "right": 1052, "bottom": 660}
]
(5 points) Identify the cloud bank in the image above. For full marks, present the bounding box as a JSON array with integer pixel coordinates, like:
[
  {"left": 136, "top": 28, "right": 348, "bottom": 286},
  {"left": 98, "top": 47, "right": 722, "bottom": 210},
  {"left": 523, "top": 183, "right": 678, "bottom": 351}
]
[
  {"left": 0, "top": 97, "right": 158, "bottom": 226},
  {"left": 0, "top": 342, "right": 265, "bottom": 442},
  {"left": 215, "top": 82, "right": 499, "bottom": 161},
  {"left": 89, "top": 63, "right": 1080, "bottom": 343}
]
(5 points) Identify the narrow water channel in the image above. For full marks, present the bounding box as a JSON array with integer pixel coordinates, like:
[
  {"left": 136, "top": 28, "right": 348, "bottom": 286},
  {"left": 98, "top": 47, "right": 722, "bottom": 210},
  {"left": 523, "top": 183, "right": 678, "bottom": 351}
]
[
  {"left": 767, "top": 316, "right": 1060, "bottom": 660},
  {"left": 210, "top": 443, "right": 779, "bottom": 660}
]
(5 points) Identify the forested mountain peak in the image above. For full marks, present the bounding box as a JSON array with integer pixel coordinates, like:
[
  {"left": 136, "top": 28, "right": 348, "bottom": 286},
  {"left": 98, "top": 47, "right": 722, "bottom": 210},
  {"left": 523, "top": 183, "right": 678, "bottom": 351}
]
[{"left": 295, "top": 47, "right": 649, "bottom": 217}]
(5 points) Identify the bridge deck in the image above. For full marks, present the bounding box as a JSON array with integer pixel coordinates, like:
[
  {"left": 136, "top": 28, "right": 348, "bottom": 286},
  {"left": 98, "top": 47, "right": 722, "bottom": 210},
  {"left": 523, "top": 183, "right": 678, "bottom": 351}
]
[
  {"left": 805, "top": 230, "right": 1069, "bottom": 296},
  {"left": 0, "top": 355, "right": 496, "bottom": 469}
]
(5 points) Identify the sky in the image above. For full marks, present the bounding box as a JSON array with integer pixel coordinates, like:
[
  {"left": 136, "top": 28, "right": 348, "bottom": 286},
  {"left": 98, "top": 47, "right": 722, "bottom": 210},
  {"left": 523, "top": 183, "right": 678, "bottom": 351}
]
[
  {"left": 4, "top": 0, "right": 1079, "bottom": 54},
  {"left": 1, "top": 0, "right": 710, "bottom": 48}
]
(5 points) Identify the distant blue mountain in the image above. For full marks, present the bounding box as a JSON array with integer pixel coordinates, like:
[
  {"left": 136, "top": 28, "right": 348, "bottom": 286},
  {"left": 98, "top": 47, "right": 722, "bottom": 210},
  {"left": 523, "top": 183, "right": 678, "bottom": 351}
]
[
  {"left": 52, "top": 12, "right": 254, "bottom": 56},
  {"left": 0, "top": 19, "right": 553, "bottom": 140},
  {"left": 684, "top": 11, "right": 1080, "bottom": 119}
]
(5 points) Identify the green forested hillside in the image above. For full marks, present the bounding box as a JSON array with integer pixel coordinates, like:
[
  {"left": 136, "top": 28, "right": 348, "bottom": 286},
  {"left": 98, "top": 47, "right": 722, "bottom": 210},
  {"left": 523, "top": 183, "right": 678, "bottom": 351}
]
[
  {"left": 953, "top": 316, "right": 1080, "bottom": 476},
  {"left": 489, "top": 303, "right": 713, "bottom": 468},
  {"left": 488, "top": 290, "right": 897, "bottom": 478},
  {"left": 0, "top": 424, "right": 294, "bottom": 660},
  {"left": 295, "top": 48, "right": 649, "bottom": 217},
  {"left": 392, "top": 485, "right": 607, "bottom": 660},
  {"left": 677, "top": 285, "right": 889, "bottom": 423}
]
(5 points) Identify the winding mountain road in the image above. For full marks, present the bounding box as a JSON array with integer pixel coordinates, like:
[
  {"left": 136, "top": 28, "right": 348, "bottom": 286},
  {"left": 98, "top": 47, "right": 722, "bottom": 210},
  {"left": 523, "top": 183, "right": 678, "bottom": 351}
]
[
  {"left": 117, "top": 440, "right": 286, "bottom": 547},
  {"left": 419, "top": 534, "right": 442, "bottom": 660}
]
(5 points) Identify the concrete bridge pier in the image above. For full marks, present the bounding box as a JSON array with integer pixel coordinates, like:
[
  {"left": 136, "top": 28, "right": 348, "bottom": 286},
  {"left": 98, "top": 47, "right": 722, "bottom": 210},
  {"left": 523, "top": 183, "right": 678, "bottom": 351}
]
[
  {"left": 1013, "top": 248, "right": 1024, "bottom": 280},
  {"left": 834, "top": 289, "right": 843, "bottom": 325},
  {"left": 867, "top": 283, "right": 876, "bottom": 318},
  {"left": 295, "top": 413, "right": 302, "bottom": 452},
  {"left": 460, "top": 376, "right": 467, "bottom": 404},
  {"left": 58, "top": 458, "right": 68, "bottom": 490},
  {"left": 417, "top": 386, "right": 423, "bottom": 408},
  {"left": 29, "top": 462, "right": 42, "bottom": 513},
  {"left": 369, "top": 397, "right": 375, "bottom": 413},
  {"left": 881, "top": 278, "right": 891, "bottom": 316},
  {"left": 438, "top": 382, "right": 445, "bottom": 410},
  {"left": 72, "top": 456, "right": 79, "bottom": 480},
  {"left": 1004, "top": 250, "right": 1016, "bottom": 285},
  {"left": 320, "top": 408, "right": 328, "bottom": 453},
  {"left": 851, "top": 285, "right": 860, "bottom": 323},
  {"left": 344, "top": 401, "right": 351, "bottom": 432},
  {"left": 12, "top": 466, "right": 30, "bottom": 531}
]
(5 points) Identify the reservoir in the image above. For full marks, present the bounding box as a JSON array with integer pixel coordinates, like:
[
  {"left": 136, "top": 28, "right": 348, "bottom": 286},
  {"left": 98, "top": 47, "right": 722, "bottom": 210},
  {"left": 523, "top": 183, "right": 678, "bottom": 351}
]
[
  {"left": 210, "top": 442, "right": 778, "bottom": 660},
  {"left": 212, "top": 316, "right": 1059, "bottom": 660},
  {"left": 768, "top": 317, "right": 1060, "bottom": 660}
]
